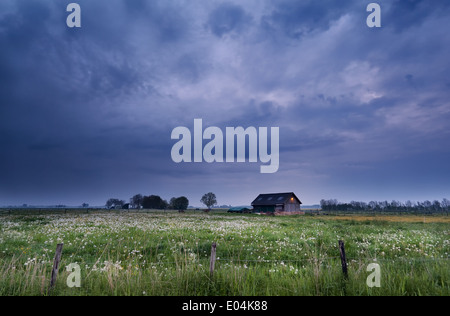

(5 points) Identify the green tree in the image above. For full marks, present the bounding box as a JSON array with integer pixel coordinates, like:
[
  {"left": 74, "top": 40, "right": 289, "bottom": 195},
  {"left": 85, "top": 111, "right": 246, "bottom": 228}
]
[
  {"left": 142, "top": 195, "right": 167, "bottom": 209},
  {"left": 170, "top": 196, "right": 189, "bottom": 212},
  {"left": 201, "top": 192, "right": 217, "bottom": 210}
]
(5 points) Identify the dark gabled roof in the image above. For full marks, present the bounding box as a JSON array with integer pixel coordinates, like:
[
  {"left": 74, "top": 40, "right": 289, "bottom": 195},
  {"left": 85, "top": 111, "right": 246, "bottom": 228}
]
[{"left": 251, "top": 192, "right": 302, "bottom": 206}]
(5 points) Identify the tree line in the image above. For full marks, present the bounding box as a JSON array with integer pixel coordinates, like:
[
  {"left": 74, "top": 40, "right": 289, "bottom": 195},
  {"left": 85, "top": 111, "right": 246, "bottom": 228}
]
[
  {"left": 320, "top": 198, "right": 450, "bottom": 215},
  {"left": 105, "top": 192, "right": 217, "bottom": 212}
]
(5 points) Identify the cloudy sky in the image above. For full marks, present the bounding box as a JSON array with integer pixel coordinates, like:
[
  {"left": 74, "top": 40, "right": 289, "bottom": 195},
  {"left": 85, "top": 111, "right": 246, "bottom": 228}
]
[{"left": 1, "top": 0, "right": 449, "bottom": 207}]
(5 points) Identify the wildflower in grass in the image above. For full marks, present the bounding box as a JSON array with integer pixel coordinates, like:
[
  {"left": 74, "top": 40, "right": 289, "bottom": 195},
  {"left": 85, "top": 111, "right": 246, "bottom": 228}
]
[{"left": 24, "top": 258, "right": 36, "bottom": 266}]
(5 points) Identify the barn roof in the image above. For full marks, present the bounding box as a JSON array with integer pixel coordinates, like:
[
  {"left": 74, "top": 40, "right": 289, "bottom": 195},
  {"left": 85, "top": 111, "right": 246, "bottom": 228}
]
[{"left": 251, "top": 192, "right": 302, "bottom": 206}]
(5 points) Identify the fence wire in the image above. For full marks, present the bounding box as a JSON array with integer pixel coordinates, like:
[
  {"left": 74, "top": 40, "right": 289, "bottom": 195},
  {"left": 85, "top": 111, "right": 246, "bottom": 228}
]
[{"left": 6, "top": 255, "right": 449, "bottom": 268}]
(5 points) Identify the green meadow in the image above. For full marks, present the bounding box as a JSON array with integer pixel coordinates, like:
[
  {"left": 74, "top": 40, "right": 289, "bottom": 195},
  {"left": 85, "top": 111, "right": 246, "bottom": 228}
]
[{"left": 0, "top": 211, "right": 448, "bottom": 296}]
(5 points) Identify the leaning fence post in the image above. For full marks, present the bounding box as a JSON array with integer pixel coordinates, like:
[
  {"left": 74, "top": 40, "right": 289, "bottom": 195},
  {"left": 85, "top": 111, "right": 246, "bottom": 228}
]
[
  {"left": 50, "top": 243, "right": 64, "bottom": 290},
  {"left": 338, "top": 240, "right": 348, "bottom": 279},
  {"left": 210, "top": 242, "right": 217, "bottom": 277}
]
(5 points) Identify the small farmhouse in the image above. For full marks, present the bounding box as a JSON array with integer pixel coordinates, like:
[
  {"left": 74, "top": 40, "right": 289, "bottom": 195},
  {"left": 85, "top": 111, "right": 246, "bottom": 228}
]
[{"left": 251, "top": 192, "right": 303, "bottom": 215}]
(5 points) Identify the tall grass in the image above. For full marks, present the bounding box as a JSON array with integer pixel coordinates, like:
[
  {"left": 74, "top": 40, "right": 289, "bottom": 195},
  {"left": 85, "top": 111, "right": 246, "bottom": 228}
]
[{"left": 0, "top": 212, "right": 448, "bottom": 296}]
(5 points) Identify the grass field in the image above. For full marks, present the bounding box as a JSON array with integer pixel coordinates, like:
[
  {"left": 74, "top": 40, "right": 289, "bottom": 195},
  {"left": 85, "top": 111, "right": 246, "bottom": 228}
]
[{"left": 0, "top": 210, "right": 448, "bottom": 296}]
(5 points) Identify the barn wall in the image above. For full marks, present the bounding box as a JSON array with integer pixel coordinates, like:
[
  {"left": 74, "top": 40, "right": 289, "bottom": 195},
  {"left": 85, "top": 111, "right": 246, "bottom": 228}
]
[
  {"left": 254, "top": 206, "right": 275, "bottom": 213},
  {"left": 275, "top": 201, "right": 302, "bottom": 215}
]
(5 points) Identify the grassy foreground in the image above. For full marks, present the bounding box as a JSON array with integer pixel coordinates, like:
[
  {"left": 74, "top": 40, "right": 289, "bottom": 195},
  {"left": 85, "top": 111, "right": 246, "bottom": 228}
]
[{"left": 0, "top": 211, "right": 448, "bottom": 296}]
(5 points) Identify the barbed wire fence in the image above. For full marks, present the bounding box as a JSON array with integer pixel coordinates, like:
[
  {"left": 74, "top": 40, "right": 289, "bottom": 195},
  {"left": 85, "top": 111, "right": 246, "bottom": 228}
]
[
  {"left": 1, "top": 211, "right": 448, "bottom": 292},
  {"left": 16, "top": 241, "right": 438, "bottom": 289}
]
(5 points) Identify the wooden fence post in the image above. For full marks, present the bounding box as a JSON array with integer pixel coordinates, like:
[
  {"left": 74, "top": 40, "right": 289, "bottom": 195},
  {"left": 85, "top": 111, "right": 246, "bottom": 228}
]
[
  {"left": 338, "top": 240, "right": 348, "bottom": 279},
  {"left": 210, "top": 242, "right": 217, "bottom": 277},
  {"left": 50, "top": 243, "right": 64, "bottom": 289}
]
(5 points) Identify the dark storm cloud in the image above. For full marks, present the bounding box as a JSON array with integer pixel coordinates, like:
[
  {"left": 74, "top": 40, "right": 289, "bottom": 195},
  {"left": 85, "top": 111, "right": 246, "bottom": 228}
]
[
  {"left": 0, "top": 0, "right": 192, "bottom": 204},
  {"left": 0, "top": 0, "right": 449, "bottom": 206},
  {"left": 385, "top": 0, "right": 450, "bottom": 31}
]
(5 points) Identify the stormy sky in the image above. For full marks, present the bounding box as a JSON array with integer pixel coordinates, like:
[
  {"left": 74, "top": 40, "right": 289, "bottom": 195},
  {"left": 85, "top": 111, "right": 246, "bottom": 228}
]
[{"left": 1, "top": 0, "right": 449, "bottom": 207}]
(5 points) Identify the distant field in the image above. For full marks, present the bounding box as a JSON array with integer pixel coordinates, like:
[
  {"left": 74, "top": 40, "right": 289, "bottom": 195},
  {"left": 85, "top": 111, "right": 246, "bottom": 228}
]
[
  {"left": 0, "top": 211, "right": 448, "bottom": 296},
  {"left": 323, "top": 215, "right": 450, "bottom": 223}
]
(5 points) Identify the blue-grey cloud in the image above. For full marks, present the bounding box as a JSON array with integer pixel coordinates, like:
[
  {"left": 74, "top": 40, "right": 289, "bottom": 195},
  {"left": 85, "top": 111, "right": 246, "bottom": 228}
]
[
  {"left": 0, "top": 0, "right": 449, "bottom": 206},
  {"left": 206, "top": 2, "right": 253, "bottom": 38},
  {"left": 260, "top": 0, "right": 358, "bottom": 39}
]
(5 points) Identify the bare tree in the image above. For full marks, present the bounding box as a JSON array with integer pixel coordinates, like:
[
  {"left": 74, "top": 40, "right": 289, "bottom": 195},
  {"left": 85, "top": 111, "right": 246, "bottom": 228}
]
[
  {"left": 442, "top": 198, "right": 450, "bottom": 216},
  {"left": 423, "top": 200, "right": 432, "bottom": 213},
  {"left": 130, "top": 194, "right": 143, "bottom": 209},
  {"left": 432, "top": 200, "right": 441, "bottom": 213},
  {"left": 405, "top": 200, "right": 413, "bottom": 212}
]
